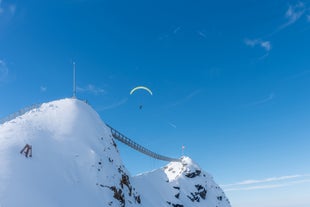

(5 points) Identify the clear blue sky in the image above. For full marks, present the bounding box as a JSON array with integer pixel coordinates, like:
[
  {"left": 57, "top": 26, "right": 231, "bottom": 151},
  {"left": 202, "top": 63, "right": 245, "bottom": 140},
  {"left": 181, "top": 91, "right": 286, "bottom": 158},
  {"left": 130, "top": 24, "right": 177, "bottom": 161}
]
[{"left": 1, "top": 0, "right": 310, "bottom": 206}]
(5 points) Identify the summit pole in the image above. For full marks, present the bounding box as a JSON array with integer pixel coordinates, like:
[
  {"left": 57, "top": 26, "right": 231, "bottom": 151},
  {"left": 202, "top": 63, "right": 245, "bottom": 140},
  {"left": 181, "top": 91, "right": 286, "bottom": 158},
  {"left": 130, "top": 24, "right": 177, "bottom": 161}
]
[{"left": 73, "top": 62, "right": 76, "bottom": 98}]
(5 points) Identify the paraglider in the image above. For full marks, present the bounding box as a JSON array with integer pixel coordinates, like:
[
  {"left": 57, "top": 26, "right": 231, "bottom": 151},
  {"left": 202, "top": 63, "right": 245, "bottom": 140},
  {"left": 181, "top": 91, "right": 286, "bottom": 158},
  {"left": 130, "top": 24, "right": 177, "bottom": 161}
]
[
  {"left": 130, "top": 86, "right": 153, "bottom": 96},
  {"left": 130, "top": 86, "right": 153, "bottom": 109}
]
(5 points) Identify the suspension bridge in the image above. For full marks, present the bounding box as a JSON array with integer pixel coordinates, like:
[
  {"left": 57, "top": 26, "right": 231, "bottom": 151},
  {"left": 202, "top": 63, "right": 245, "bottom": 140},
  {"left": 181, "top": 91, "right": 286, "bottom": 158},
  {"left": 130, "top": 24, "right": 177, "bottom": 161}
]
[
  {"left": 106, "top": 124, "right": 180, "bottom": 162},
  {"left": 0, "top": 101, "right": 181, "bottom": 163}
]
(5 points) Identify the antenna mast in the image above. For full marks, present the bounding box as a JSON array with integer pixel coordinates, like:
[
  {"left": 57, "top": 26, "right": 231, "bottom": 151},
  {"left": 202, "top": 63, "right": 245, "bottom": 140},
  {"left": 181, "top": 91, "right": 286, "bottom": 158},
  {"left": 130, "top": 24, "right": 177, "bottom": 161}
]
[{"left": 73, "top": 62, "right": 76, "bottom": 98}]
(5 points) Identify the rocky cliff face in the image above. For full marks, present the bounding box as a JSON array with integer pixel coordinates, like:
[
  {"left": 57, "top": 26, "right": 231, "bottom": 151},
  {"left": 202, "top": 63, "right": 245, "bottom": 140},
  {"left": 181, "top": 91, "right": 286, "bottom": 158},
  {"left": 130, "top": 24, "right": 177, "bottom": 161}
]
[
  {"left": 0, "top": 98, "right": 230, "bottom": 207},
  {"left": 133, "top": 156, "right": 231, "bottom": 207}
]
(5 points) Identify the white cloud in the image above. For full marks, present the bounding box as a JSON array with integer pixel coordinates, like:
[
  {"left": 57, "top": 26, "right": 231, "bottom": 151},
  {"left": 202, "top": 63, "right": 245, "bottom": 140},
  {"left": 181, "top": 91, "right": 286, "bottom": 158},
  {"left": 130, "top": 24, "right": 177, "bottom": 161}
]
[
  {"left": 158, "top": 34, "right": 169, "bottom": 41},
  {"left": 168, "top": 122, "right": 177, "bottom": 129},
  {"left": 173, "top": 26, "right": 181, "bottom": 34},
  {"left": 8, "top": 4, "right": 15, "bottom": 15},
  {"left": 159, "top": 26, "right": 181, "bottom": 41},
  {"left": 260, "top": 41, "right": 271, "bottom": 51},
  {"left": 40, "top": 86, "right": 47, "bottom": 92},
  {"left": 280, "top": 2, "right": 305, "bottom": 29},
  {"left": 246, "top": 93, "right": 274, "bottom": 106},
  {"left": 222, "top": 174, "right": 307, "bottom": 187},
  {"left": 167, "top": 89, "right": 202, "bottom": 108},
  {"left": 77, "top": 84, "right": 105, "bottom": 95},
  {"left": 0, "top": 0, "right": 16, "bottom": 16},
  {"left": 197, "top": 31, "right": 207, "bottom": 39},
  {"left": 224, "top": 179, "right": 310, "bottom": 192},
  {"left": 221, "top": 174, "right": 310, "bottom": 192},
  {"left": 245, "top": 39, "right": 271, "bottom": 52},
  {"left": 244, "top": 39, "right": 258, "bottom": 47},
  {"left": 0, "top": 0, "right": 3, "bottom": 14},
  {"left": 286, "top": 3, "right": 304, "bottom": 22},
  {"left": 0, "top": 59, "right": 8, "bottom": 82},
  {"left": 98, "top": 98, "right": 128, "bottom": 111}
]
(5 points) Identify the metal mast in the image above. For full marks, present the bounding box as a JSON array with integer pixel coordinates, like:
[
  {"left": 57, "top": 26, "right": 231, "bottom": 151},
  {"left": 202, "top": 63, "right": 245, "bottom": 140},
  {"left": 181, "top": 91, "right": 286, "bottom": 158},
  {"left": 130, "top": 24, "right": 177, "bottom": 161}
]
[{"left": 73, "top": 62, "right": 76, "bottom": 98}]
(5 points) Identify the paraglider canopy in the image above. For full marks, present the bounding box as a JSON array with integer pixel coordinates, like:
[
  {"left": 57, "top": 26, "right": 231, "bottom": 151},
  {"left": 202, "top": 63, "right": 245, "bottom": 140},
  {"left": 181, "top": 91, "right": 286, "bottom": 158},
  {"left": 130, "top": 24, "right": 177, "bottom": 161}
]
[
  {"left": 130, "top": 86, "right": 153, "bottom": 110},
  {"left": 130, "top": 86, "right": 153, "bottom": 96}
]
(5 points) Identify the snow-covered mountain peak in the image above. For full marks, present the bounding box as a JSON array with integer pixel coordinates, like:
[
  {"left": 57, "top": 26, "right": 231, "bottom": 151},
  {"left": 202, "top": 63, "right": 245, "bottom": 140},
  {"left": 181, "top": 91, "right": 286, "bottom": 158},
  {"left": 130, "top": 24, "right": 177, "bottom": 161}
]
[
  {"left": 134, "top": 156, "right": 230, "bottom": 207},
  {"left": 0, "top": 98, "right": 140, "bottom": 207},
  {"left": 164, "top": 156, "right": 201, "bottom": 181},
  {"left": 0, "top": 98, "right": 230, "bottom": 207}
]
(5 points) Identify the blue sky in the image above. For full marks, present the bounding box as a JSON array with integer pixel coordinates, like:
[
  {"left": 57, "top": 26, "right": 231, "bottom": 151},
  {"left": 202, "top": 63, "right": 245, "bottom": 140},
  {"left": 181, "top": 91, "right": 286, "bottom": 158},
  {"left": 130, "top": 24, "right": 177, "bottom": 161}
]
[{"left": 1, "top": 0, "right": 310, "bottom": 206}]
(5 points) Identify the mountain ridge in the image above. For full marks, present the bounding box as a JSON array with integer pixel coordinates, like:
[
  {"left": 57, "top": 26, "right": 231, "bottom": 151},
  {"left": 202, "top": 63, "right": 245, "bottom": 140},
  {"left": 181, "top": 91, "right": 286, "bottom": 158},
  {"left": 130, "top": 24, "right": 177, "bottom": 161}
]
[{"left": 0, "top": 98, "right": 230, "bottom": 207}]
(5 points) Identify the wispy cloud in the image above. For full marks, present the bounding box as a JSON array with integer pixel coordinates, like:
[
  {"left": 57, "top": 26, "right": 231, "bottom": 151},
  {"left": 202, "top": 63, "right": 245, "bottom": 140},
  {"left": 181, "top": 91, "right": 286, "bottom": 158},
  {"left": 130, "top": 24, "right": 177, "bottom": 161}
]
[
  {"left": 0, "top": 0, "right": 16, "bottom": 16},
  {"left": 159, "top": 26, "right": 181, "bottom": 40},
  {"left": 244, "top": 39, "right": 271, "bottom": 52},
  {"left": 0, "top": 0, "right": 3, "bottom": 14},
  {"left": 167, "top": 89, "right": 202, "bottom": 108},
  {"left": 260, "top": 2, "right": 309, "bottom": 38},
  {"left": 221, "top": 174, "right": 310, "bottom": 192},
  {"left": 0, "top": 59, "right": 8, "bottom": 82},
  {"left": 40, "top": 86, "right": 47, "bottom": 92},
  {"left": 77, "top": 84, "right": 105, "bottom": 95},
  {"left": 280, "top": 2, "right": 306, "bottom": 29},
  {"left": 197, "top": 31, "right": 207, "bottom": 39},
  {"left": 222, "top": 174, "right": 308, "bottom": 187},
  {"left": 247, "top": 93, "right": 275, "bottom": 106},
  {"left": 98, "top": 98, "right": 128, "bottom": 111},
  {"left": 244, "top": 2, "right": 308, "bottom": 52},
  {"left": 283, "top": 69, "right": 310, "bottom": 81},
  {"left": 168, "top": 122, "right": 177, "bottom": 129},
  {"left": 244, "top": 38, "right": 271, "bottom": 60},
  {"left": 224, "top": 179, "right": 310, "bottom": 192},
  {"left": 260, "top": 41, "right": 271, "bottom": 51},
  {"left": 186, "top": 89, "right": 201, "bottom": 99},
  {"left": 159, "top": 26, "right": 209, "bottom": 41},
  {"left": 8, "top": 4, "right": 15, "bottom": 15},
  {"left": 158, "top": 34, "right": 170, "bottom": 41},
  {"left": 173, "top": 26, "right": 181, "bottom": 34}
]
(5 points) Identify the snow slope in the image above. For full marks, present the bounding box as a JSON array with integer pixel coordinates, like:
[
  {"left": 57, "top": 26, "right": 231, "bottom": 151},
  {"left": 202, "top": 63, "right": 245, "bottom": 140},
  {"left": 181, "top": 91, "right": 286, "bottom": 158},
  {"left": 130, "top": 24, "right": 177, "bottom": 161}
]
[
  {"left": 134, "top": 157, "right": 230, "bottom": 207},
  {"left": 0, "top": 98, "right": 230, "bottom": 207}
]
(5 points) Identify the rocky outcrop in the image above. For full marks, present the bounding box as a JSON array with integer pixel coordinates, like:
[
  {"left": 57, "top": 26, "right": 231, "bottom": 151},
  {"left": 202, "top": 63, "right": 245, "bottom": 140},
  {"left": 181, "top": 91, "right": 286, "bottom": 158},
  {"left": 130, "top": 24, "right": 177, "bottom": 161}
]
[{"left": 134, "top": 156, "right": 231, "bottom": 207}]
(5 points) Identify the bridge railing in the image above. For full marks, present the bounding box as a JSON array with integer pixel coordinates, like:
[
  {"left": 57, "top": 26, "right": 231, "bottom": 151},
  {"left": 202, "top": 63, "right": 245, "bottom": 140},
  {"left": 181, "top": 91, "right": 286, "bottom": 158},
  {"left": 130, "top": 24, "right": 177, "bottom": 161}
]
[
  {"left": 106, "top": 124, "right": 181, "bottom": 162},
  {"left": 0, "top": 103, "right": 42, "bottom": 125}
]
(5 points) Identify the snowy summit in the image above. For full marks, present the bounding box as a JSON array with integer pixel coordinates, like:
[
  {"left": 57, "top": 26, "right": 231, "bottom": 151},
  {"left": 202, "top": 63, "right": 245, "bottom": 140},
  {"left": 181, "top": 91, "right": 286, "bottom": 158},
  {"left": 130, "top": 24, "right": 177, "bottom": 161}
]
[{"left": 0, "top": 98, "right": 230, "bottom": 207}]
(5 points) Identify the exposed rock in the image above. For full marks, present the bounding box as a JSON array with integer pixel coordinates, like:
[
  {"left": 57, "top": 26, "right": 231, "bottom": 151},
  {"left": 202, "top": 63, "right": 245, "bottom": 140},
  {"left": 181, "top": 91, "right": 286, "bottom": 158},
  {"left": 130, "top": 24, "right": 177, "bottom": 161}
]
[
  {"left": 134, "top": 195, "right": 141, "bottom": 204},
  {"left": 112, "top": 139, "right": 117, "bottom": 148},
  {"left": 195, "top": 184, "right": 207, "bottom": 199},
  {"left": 175, "top": 193, "right": 180, "bottom": 199},
  {"left": 110, "top": 186, "right": 125, "bottom": 207},
  {"left": 173, "top": 186, "right": 180, "bottom": 190},
  {"left": 185, "top": 169, "right": 201, "bottom": 178},
  {"left": 187, "top": 192, "right": 200, "bottom": 202},
  {"left": 173, "top": 204, "right": 184, "bottom": 207},
  {"left": 199, "top": 188, "right": 207, "bottom": 200},
  {"left": 195, "top": 184, "right": 203, "bottom": 191},
  {"left": 186, "top": 184, "right": 207, "bottom": 202},
  {"left": 167, "top": 201, "right": 184, "bottom": 207},
  {"left": 120, "top": 173, "right": 132, "bottom": 196}
]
